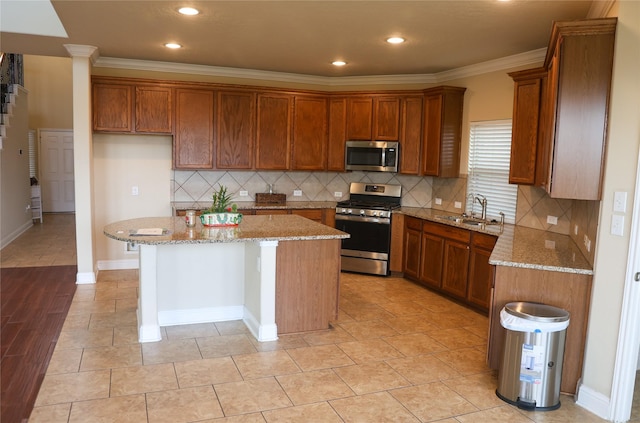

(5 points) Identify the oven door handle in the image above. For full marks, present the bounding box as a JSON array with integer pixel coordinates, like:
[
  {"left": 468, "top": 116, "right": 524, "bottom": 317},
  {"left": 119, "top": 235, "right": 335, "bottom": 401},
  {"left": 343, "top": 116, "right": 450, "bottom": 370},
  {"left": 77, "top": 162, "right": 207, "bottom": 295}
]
[{"left": 335, "top": 214, "right": 390, "bottom": 224}]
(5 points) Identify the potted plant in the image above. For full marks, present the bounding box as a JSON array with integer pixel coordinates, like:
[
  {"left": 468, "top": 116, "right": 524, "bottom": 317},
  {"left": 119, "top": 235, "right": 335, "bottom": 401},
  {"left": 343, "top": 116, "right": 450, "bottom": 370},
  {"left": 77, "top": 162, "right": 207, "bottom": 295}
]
[{"left": 200, "top": 185, "right": 243, "bottom": 227}]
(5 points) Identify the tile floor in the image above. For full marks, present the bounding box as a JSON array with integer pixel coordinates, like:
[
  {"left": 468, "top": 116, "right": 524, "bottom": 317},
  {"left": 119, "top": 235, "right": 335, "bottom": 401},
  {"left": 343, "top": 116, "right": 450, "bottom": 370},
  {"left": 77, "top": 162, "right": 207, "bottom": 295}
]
[{"left": 2, "top": 213, "right": 617, "bottom": 422}]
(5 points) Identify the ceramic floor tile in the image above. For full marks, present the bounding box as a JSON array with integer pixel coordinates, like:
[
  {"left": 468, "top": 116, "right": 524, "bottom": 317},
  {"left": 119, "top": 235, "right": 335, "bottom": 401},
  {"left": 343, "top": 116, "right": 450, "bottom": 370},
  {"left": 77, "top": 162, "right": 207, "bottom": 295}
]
[
  {"left": 442, "top": 372, "right": 504, "bottom": 410},
  {"left": 337, "top": 319, "right": 399, "bottom": 340},
  {"left": 262, "top": 402, "right": 343, "bottom": 422},
  {"left": 337, "top": 339, "right": 403, "bottom": 364},
  {"left": 196, "top": 334, "right": 257, "bottom": 358},
  {"left": 89, "top": 310, "right": 138, "bottom": 328},
  {"left": 45, "top": 347, "right": 82, "bottom": 374},
  {"left": 165, "top": 322, "right": 219, "bottom": 339},
  {"left": 339, "top": 303, "right": 396, "bottom": 321},
  {"left": 301, "top": 326, "right": 357, "bottom": 346},
  {"left": 55, "top": 327, "right": 114, "bottom": 350},
  {"left": 146, "top": 385, "right": 224, "bottom": 423},
  {"left": 456, "top": 405, "right": 534, "bottom": 422},
  {"left": 80, "top": 343, "right": 142, "bottom": 371},
  {"left": 386, "top": 354, "right": 461, "bottom": 384},
  {"left": 110, "top": 362, "right": 178, "bottom": 396},
  {"left": 329, "top": 391, "right": 420, "bottom": 422},
  {"left": 519, "top": 394, "right": 609, "bottom": 422},
  {"left": 276, "top": 369, "right": 355, "bottom": 405},
  {"left": 287, "top": 344, "right": 355, "bottom": 371},
  {"left": 60, "top": 313, "right": 91, "bottom": 331},
  {"left": 382, "top": 332, "right": 448, "bottom": 356},
  {"left": 94, "top": 286, "right": 138, "bottom": 301},
  {"left": 116, "top": 297, "right": 138, "bottom": 312},
  {"left": 215, "top": 320, "right": 252, "bottom": 336},
  {"left": 175, "top": 356, "right": 242, "bottom": 388},
  {"left": 35, "top": 370, "right": 111, "bottom": 406},
  {"left": 390, "top": 381, "right": 478, "bottom": 421},
  {"left": 214, "top": 377, "right": 293, "bottom": 416},
  {"left": 249, "top": 333, "right": 309, "bottom": 352},
  {"left": 28, "top": 403, "right": 71, "bottom": 423},
  {"left": 378, "top": 300, "right": 429, "bottom": 316},
  {"left": 426, "top": 327, "right": 487, "bottom": 349},
  {"left": 199, "top": 413, "right": 266, "bottom": 422},
  {"left": 68, "top": 394, "right": 147, "bottom": 423},
  {"left": 434, "top": 347, "right": 491, "bottom": 375},
  {"left": 113, "top": 325, "right": 140, "bottom": 345},
  {"left": 233, "top": 350, "right": 301, "bottom": 379},
  {"left": 66, "top": 299, "right": 116, "bottom": 315},
  {"left": 383, "top": 314, "right": 439, "bottom": 334},
  {"left": 333, "top": 361, "right": 411, "bottom": 395},
  {"left": 141, "top": 338, "right": 203, "bottom": 365}
]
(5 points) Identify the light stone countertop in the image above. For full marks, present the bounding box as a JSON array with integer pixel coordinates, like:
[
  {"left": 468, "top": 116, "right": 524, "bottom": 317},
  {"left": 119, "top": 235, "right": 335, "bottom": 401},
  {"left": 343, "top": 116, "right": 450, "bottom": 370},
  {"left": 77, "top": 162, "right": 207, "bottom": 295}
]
[
  {"left": 397, "top": 207, "right": 593, "bottom": 275},
  {"left": 104, "top": 214, "right": 349, "bottom": 245},
  {"left": 172, "top": 201, "right": 337, "bottom": 213}
]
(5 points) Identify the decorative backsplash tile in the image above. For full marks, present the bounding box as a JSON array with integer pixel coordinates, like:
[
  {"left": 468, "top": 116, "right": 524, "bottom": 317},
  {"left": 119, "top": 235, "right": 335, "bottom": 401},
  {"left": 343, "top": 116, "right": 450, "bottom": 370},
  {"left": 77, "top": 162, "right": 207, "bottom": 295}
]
[{"left": 516, "top": 185, "right": 573, "bottom": 234}]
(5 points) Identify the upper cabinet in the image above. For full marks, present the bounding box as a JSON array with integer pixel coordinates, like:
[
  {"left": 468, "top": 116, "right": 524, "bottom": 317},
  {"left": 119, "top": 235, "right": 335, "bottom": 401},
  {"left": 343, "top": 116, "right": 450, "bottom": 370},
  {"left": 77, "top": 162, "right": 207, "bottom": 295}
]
[
  {"left": 346, "top": 97, "right": 373, "bottom": 140},
  {"left": 422, "top": 86, "right": 466, "bottom": 177},
  {"left": 256, "top": 93, "right": 293, "bottom": 170},
  {"left": 346, "top": 96, "right": 401, "bottom": 141},
  {"left": 135, "top": 86, "right": 173, "bottom": 134},
  {"left": 509, "top": 18, "right": 616, "bottom": 200},
  {"left": 93, "top": 83, "right": 133, "bottom": 132},
  {"left": 291, "top": 95, "right": 328, "bottom": 170},
  {"left": 398, "top": 95, "right": 423, "bottom": 175},
  {"left": 216, "top": 90, "right": 256, "bottom": 169},
  {"left": 174, "top": 88, "right": 214, "bottom": 169},
  {"left": 327, "top": 97, "right": 347, "bottom": 172}
]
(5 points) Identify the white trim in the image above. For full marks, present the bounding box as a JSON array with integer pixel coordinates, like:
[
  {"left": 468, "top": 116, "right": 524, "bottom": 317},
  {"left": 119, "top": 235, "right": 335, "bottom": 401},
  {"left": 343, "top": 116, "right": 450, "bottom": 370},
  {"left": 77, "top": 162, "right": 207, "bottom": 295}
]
[
  {"left": 96, "top": 259, "right": 139, "bottom": 270},
  {"left": 0, "top": 220, "right": 33, "bottom": 249},
  {"left": 576, "top": 384, "right": 612, "bottom": 420},
  {"left": 94, "top": 48, "right": 546, "bottom": 87},
  {"left": 64, "top": 44, "right": 99, "bottom": 63},
  {"left": 243, "top": 306, "right": 278, "bottom": 342},
  {"left": 158, "top": 306, "right": 244, "bottom": 327},
  {"left": 607, "top": 148, "right": 640, "bottom": 422},
  {"left": 76, "top": 271, "right": 96, "bottom": 284}
]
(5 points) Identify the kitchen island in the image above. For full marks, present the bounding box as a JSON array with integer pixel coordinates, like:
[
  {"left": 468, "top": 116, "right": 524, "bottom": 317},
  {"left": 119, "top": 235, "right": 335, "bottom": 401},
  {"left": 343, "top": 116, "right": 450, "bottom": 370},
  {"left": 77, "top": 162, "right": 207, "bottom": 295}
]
[{"left": 104, "top": 215, "right": 348, "bottom": 343}]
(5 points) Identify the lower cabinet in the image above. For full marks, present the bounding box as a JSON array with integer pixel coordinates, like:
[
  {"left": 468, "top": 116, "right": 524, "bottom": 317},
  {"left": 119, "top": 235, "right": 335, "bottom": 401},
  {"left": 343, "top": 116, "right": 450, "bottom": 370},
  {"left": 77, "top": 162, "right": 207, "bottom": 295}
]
[{"left": 403, "top": 217, "right": 496, "bottom": 313}]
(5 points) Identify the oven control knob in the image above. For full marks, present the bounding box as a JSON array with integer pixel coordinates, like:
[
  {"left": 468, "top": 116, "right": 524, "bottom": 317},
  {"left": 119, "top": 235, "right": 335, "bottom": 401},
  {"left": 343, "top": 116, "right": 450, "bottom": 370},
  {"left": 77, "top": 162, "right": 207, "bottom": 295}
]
[
  {"left": 347, "top": 209, "right": 352, "bottom": 214},
  {"left": 360, "top": 210, "right": 365, "bottom": 215}
]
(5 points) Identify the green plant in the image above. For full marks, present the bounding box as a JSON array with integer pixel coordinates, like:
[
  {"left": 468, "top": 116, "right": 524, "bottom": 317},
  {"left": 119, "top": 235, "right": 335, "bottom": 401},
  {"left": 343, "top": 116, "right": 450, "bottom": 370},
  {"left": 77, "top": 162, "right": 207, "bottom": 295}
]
[{"left": 207, "top": 185, "right": 238, "bottom": 213}]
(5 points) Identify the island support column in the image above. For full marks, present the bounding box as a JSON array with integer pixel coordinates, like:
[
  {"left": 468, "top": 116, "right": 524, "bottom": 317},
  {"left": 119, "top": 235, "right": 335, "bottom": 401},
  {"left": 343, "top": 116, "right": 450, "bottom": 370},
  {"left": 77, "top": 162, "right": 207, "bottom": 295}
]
[
  {"left": 137, "top": 244, "right": 161, "bottom": 342},
  {"left": 243, "top": 240, "right": 279, "bottom": 342}
]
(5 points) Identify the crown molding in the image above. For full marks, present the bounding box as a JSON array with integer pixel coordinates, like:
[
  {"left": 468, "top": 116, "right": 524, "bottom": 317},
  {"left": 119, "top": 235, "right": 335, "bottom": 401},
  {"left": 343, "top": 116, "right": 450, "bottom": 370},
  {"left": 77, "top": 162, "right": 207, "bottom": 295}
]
[
  {"left": 64, "top": 44, "right": 99, "bottom": 64},
  {"left": 94, "top": 48, "right": 547, "bottom": 87}
]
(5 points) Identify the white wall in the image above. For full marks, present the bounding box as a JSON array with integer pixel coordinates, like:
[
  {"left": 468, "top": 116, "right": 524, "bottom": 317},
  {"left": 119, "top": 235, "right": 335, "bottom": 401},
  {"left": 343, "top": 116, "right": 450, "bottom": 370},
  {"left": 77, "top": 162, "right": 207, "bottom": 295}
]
[{"left": 93, "top": 134, "right": 173, "bottom": 268}]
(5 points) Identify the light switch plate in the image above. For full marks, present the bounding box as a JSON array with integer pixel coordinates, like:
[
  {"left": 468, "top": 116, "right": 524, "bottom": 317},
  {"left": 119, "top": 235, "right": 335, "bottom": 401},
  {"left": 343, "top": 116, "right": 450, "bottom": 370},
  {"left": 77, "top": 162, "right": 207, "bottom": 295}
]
[
  {"left": 547, "top": 215, "right": 558, "bottom": 225},
  {"left": 614, "top": 191, "right": 627, "bottom": 213},
  {"left": 239, "top": 190, "right": 248, "bottom": 197},
  {"left": 334, "top": 192, "right": 342, "bottom": 198},
  {"left": 454, "top": 201, "right": 462, "bottom": 209},
  {"left": 293, "top": 190, "right": 302, "bottom": 197},
  {"left": 612, "top": 214, "right": 625, "bottom": 236},
  {"left": 435, "top": 198, "right": 442, "bottom": 205}
]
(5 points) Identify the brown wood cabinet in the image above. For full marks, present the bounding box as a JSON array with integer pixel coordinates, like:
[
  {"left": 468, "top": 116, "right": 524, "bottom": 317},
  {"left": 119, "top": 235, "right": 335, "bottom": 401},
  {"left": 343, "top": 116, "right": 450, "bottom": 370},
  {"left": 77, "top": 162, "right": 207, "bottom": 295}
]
[
  {"left": 216, "top": 90, "right": 256, "bottom": 169},
  {"left": 508, "top": 18, "right": 616, "bottom": 200},
  {"left": 256, "top": 93, "right": 292, "bottom": 170},
  {"left": 487, "top": 265, "right": 592, "bottom": 394},
  {"left": 467, "top": 232, "right": 497, "bottom": 310},
  {"left": 419, "top": 231, "right": 444, "bottom": 289},
  {"left": 422, "top": 87, "right": 466, "bottom": 177},
  {"left": 373, "top": 97, "right": 401, "bottom": 140},
  {"left": 291, "top": 95, "right": 328, "bottom": 170},
  {"left": 327, "top": 97, "right": 347, "bottom": 171},
  {"left": 403, "top": 217, "right": 422, "bottom": 280},
  {"left": 399, "top": 96, "right": 423, "bottom": 175},
  {"left": 174, "top": 89, "right": 214, "bottom": 169},
  {"left": 135, "top": 86, "right": 173, "bottom": 133},
  {"left": 92, "top": 83, "right": 133, "bottom": 132},
  {"left": 389, "top": 213, "right": 405, "bottom": 273},
  {"left": 346, "top": 97, "right": 374, "bottom": 140}
]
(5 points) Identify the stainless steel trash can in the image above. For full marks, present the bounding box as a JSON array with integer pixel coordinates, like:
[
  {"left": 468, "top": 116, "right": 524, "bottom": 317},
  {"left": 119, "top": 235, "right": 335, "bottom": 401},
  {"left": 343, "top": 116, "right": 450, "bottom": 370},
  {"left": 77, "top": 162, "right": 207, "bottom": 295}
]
[{"left": 496, "top": 302, "right": 570, "bottom": 411}]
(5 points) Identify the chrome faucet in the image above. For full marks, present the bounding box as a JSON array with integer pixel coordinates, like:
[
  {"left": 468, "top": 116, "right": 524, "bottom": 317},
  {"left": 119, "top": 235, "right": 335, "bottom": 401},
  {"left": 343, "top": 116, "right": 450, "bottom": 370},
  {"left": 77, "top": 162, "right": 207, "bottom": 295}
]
[
  {"left": 466, "top": 193, "right": 475, "bottom": 218},
  {"left": 475, "top": 195, "right": 487, "bottom": 220}
]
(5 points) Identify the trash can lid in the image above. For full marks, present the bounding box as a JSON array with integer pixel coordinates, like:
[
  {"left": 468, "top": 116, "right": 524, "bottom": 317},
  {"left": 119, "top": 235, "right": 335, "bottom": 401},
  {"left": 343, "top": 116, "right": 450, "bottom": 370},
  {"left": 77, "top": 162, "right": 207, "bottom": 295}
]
[{"left": 504, "top": 302, "right": 569, "bottom": 323}]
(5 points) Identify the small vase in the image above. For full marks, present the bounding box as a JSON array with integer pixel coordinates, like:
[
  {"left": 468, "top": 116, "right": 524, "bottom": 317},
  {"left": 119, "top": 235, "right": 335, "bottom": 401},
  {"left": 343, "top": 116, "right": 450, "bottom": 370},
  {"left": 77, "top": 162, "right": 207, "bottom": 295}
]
[{"left": 200, "top": 212, "right": 243, "bottom": 227}]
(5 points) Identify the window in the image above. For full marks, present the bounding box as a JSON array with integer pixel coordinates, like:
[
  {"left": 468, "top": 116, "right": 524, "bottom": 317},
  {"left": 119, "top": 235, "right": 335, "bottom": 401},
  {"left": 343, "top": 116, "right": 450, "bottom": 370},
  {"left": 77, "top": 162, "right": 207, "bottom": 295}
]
[{"left": 467, "top": 120, "right": 517, "bottom": 224}]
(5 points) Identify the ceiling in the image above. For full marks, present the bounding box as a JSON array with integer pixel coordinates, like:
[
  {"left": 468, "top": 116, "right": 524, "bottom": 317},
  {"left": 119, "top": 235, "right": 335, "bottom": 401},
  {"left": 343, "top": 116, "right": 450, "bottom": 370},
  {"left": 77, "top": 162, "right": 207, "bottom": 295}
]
[{"left": 0, "top": 1, "right": 597, "bottom": 78}]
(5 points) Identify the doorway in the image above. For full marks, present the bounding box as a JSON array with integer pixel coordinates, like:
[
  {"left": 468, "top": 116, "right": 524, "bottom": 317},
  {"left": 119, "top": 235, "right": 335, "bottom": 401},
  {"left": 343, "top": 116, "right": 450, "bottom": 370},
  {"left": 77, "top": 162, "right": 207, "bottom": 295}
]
[{"left": 39, "top": 129, "right": 75, "bottom": 212}]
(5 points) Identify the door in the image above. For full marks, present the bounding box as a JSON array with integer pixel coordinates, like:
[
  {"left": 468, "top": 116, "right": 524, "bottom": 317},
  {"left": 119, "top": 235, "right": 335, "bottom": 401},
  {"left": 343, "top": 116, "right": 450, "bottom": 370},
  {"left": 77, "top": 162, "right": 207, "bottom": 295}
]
[{"left": 39, "top": 129, "right": 75, "bottom": 212}]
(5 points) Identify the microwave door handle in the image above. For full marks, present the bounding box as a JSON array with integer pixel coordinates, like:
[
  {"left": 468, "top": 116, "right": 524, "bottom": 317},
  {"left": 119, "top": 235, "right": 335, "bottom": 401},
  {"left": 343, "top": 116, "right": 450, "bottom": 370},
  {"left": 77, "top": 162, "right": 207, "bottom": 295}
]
[{"left": 381, "top": 148, "right": 386, "bottom": 167}]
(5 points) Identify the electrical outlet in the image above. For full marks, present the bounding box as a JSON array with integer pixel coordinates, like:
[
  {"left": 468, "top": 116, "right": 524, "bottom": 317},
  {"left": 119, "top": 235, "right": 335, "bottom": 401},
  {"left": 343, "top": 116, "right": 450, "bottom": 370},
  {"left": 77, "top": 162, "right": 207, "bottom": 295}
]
[
  {"left": 547, "top": 215, "right": 558, "bottom": 225},
  {"left": 611, "top": 214, "right": 624, "bottom": 236},
  {"left": 614, "top": 191, "right": 627, "bottom": 213},
  {"left": 293, "top": 189, "right": 302, "bottom": 197},
  {"left": 454, "top": 201, "right": 462, "bottom": 209},
  {"left": 239, "top": 190, "right": 248, "bottom": 197},
  {"left": 574, "top": 224, "right": 579, "bottom": 235},
  {"left": 435, "top": 198, "right": 442, "bottom": 205},
  {"left": 586, "top": 238, "right": 591, "bottom": 252},
  {"left": 125, "top": 241, "right": 139, "bottom": 253},
  {"left": 334, "top": 192, "right": 343, "bottom": 198},
  {"left": 131, "top": 186, "right": 139, "bottom": 196}
]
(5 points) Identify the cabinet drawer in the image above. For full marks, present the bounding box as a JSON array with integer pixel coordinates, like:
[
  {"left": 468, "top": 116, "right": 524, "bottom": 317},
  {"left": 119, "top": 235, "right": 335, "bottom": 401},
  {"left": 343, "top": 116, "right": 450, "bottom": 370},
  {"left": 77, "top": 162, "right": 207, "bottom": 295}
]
[
  {"left": 292, "top": 209, "right": 324, "bottom": 222},
  {"left": 472, "top": 232, "right": 498, "bottom": 250},
  {"left": 423, "top": 220, "right": 470, "bottom": 244},
  {"left": 405, "top": 216, "right": 423, "bottom": 231}
]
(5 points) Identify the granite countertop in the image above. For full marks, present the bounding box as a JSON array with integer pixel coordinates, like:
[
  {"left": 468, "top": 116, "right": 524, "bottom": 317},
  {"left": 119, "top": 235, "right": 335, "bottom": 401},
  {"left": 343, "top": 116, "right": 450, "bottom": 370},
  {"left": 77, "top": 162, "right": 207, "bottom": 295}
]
[
  {"left": 397, "top": 207, "right": 593, "bottom": 275},
  {"left": 172, "top": 201, "right": 337, "bottom": 212},
  {"left": 104, "top": 214, "right": 349, "bottom": 245}
]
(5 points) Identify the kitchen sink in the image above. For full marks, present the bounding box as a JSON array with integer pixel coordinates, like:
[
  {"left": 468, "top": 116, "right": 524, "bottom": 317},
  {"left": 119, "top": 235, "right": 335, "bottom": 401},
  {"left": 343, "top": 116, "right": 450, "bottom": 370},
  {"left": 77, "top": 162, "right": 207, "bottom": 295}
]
[{"left": 436, "top": 215, "right": 500, "bottom": 226}]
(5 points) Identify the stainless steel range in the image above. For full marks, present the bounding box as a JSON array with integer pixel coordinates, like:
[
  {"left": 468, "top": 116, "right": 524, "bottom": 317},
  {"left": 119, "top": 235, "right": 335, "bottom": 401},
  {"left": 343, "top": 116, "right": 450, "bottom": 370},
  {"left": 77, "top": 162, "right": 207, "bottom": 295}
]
[{"left": 335, "top": 182, "right": 402, "bottom": 276}]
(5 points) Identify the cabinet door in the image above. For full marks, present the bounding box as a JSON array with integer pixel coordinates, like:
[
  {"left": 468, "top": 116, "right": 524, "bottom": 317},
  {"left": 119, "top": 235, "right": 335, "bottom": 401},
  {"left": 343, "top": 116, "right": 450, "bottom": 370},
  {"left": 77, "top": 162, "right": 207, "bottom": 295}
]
[
  {"left": 403, "top": 226, "right": 422, "bottom": 280},
  {"left": 373, "top": 97, "right": 400, "bottom": 140},
  {"left": 467, "top": 233, "right": 497, "bottom": 312},
  {"left": 174, "top": 89, "right": 214, "bottom": 169},
  {"left": 327, "top": 97, "right": 347, "bottom": 171},
  {"left": 92, "top": 83, "right": 133, "bottom": 132},
  {"left": 256, "top": 93, "right": 292, "bottom": 170},
  {"left": 508, "top": 72, "right": 543, "bottom": 185},
  {"left": 216, "top": 90, "right": 256, "bottom": 169},
  {"left": 135, "top": 86, "right": 173, "bottom": 133},
  {"left": 441, "top": 240, "right": 470, "bottom": 300},
  {"left": 399, "top": 96, "right": 423, "bottom": 175},
  {"left": 346, "top": 97, "right": 373, "bottom": 140},
  {"left": 422, "top": 94, "right": 443, "bottom": 176},
  {"left": 291, "top": 96, "right": 328, "bottom": 170},
  {"left": 419, "top": 232, "right": 444, "bottom": 289},
  {"left": 291, "top": 208, "right": 324, "bottom": 223}
]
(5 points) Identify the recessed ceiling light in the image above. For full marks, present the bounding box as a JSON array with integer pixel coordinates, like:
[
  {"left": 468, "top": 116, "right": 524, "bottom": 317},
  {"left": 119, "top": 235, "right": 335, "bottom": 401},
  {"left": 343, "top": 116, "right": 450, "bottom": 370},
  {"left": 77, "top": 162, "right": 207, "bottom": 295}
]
[
  {"left": 165, "top": 43, "right": 182, "bottom": 49},
  {"left": 332, "top": 61, "right": 347, "bottom": 66},
  {"left": 386, "top": 37, "right": 406, "bottom": 44},
  {"left": 178, "top": 7, "right": 199, "bottom": 15}
]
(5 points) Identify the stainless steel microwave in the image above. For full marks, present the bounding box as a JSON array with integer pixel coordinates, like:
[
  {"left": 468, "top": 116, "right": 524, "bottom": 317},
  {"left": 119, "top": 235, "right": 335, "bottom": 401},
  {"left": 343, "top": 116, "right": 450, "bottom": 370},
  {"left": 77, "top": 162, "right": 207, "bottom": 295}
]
[{"left": 345, "top": 141, "right": 399, "bottom": 172}]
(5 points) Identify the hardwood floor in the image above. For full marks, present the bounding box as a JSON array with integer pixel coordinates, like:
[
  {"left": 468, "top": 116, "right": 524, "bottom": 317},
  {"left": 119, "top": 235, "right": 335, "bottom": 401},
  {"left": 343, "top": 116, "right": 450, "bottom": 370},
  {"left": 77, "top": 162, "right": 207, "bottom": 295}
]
[{"left": 1, "top": 266, "right": 77, "bottom": 423}]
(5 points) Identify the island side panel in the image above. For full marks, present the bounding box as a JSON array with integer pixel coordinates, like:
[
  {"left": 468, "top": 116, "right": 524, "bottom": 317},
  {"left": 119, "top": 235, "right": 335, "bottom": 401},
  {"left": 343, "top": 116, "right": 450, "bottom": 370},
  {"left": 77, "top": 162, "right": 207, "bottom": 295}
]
[
  {"left": 138, "top": 244, "right": 162, "bottom": 342},
  {"left": 275, "top": 239, "right": 341, "bottom": 334},
  {"left": 488, "top": 265, "right": 592, "bottom": 394}
]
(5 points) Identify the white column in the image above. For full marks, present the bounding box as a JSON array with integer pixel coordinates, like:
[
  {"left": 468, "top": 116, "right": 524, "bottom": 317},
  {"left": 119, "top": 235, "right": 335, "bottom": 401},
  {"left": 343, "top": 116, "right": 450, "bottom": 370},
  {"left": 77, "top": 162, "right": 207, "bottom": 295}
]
[
  {"left": 257, "top": 240, "right": 279, "bottom": 341},
  {"left": 138, "top": 244, "right": 161, "bottom": 342},
  {"left": 64, "top": 44, "right": 98, "bottom": 284}
]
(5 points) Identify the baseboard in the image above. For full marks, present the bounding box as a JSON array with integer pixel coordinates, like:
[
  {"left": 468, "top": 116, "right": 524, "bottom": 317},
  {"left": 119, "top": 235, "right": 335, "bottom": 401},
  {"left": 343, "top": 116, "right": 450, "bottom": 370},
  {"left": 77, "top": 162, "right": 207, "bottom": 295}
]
[
  {"left": 0, "top": 220, "right": 33, "bottom": 249},
  {"left": 243, "top": 306, "right": 278, "bottom": 342},
  {"left": 576, "top": 383, "right": 611, "bottom": 420},
  {"left": 157, "top": 306, "right": 244, "bottom": 327},
  {"left": 76, "top": 271, "right": 96, "bottom": 284},
  {"left": 97, "top": 259, "right": 139, "bottom": 270}
]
